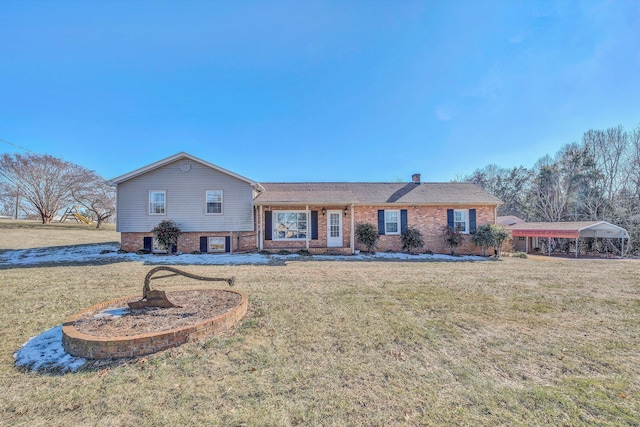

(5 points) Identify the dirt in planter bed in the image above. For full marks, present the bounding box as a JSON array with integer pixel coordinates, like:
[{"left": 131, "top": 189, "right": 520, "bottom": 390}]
[{"left": 72, "top": 289, "right": 242, "bottom": 337}]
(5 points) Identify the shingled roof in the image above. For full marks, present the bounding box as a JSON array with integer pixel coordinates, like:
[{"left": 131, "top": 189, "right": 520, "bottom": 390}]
[{"left": 254, "top": 182, "right": 502, "bottom": 206}]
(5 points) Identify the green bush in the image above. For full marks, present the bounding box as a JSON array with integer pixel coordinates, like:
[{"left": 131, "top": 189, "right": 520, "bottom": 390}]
[
  {"left": 355, "top": 223, "right": 379, "bottom": 253},
  {"left": 402, "top": 226, "right": 424, "bottom": 254},
  {"left": 471, "top": 224, "right": 511, "bottom": 258},
  {"left": 442, "top": 225, "right": 462, "bottom": 255},
  {"left": 151, "top": 219, "right": 180, "bottom": 254}
]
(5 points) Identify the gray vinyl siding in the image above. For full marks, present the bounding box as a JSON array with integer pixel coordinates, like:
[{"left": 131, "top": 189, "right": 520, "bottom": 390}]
[{"left": 116, "top": 159, "right": 254, "bottom": 232}]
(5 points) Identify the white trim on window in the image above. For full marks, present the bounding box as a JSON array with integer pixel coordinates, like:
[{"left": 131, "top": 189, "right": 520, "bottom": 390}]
[
  {"left": 208, "top": 236, "right": 226, "bottom": 252},
  {"left": 205, "top": 190, "right": 223, "bottom": 215},
  {"left": 149, "top": 190, "right": 166, "bottom": 215},
  {"left": 272, "top": 210, "right": 308, "bottom": 241},
  {"left": 454, "top": 209, "right": 469, "bottom": 234},
  {"left": 385, "top": 210, "right": 400, "bottom": 235}
]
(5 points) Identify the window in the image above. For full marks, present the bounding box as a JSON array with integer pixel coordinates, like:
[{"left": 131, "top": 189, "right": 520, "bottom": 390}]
[
  {"left": 149, "top": 191, "right": 166, "bottom": 215},
  {"left": 453, "top": 209, "right": 468, "bottom": 233},
  {"left": 385, "top": 210, "right": 400, "bottom": 235},
  {"left": 206, "top": 190, "right": 223, "bottom": 214},
  {"left": 273, "top": 211, "right": 308, "bottom": 240},
  {"left": 208, "top": 237, "right": 226, "bottom": 252},
  {"left": 152, "top": 237, "right": 168, "bottom": 253}
]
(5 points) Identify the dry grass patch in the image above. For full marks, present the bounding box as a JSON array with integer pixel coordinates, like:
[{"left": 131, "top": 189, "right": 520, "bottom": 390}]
[
  {"left": 0, "top": 220, "right": 118, "bottom": 249},
  {"left": 1, "top": 254, "right": 639, "bottom": 424}
]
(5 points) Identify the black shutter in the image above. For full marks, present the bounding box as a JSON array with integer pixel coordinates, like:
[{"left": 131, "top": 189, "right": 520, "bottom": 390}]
[
  {"left": 447, "top": 209, "right": 454, "bottom": 228},
  {"left": 469, "top": 209, "right": 477, "bottom": 232},
  {"left": 400, "top": 209, "right": 408, "bottom": 233},
  {"left": 265, "top": 211, "right": 272, "bottom": 241},
  {"left": 378, "top": 210, "right": 385, "bottom": 235},
  {"left": 171, "top": 244, "right": 177, "bottom": 254},
  {"left": 143, "top": 237, "right": 152, "bottom": 252},
  {"left": 225, "top": 236, "right": 231, "bottom": 253},
  {"left": 311, "top": 211, "right": 318, "bottom": 240},
  {"left": 200, "top": 236, "right": 208, "bottom": 252}
]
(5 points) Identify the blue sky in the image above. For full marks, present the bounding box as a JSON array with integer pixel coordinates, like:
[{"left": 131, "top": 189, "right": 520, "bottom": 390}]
[{"left": 1, "top": 0, "right": 639, "bottom": 183}]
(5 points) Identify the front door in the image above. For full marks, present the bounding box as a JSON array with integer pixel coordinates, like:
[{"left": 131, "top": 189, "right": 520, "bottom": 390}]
[{"left": 327, "top": 211, "right": 343, "bottom": 247}]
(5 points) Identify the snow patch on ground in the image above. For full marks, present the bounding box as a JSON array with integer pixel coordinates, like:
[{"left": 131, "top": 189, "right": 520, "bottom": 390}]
[
  {"left": 14, "top": 325, "right": 86, "bottom": 372},
  {"left": 0, "top": 242, "right": 486, "bottom": 267},
  {"left": 94, "top": 307, "right": 129, "bottom": 319}
]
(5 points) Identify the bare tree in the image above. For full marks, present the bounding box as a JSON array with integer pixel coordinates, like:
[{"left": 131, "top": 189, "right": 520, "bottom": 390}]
[
  {"left": 530, "top": 144, "right": 590, "bottom": 222},
  {"left": 0, "top": 153, "right": 90, "bottom": 224},
  {"left": 468, "top": 164, "right": 532, "bottom": 218},
  {"left": 71, "top": 172, "right": 116, "bottom": 228}
]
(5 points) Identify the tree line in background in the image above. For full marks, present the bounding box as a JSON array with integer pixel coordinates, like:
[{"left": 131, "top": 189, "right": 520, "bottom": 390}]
[
  {"left": 0, "top": 153, "right": 116, "bottom": 228},
  {"left": 462, "top": 124, "right": 640, "bottom": 254}
]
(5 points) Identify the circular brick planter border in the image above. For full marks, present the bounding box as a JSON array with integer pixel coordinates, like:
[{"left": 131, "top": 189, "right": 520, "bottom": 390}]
[{"left": 62, "top": 289, "right": 248, "bottom": 359}]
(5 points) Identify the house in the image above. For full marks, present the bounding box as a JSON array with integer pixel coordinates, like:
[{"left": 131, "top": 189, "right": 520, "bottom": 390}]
[{"left": 111, "top": 152, "right": 503, "bottom": 255}]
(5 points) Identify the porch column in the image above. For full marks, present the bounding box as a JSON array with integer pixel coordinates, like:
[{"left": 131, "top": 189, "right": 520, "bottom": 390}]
[
  {"left": 306, "top": 205, "right": 310, "bottom": 250},
  {"left": 575, "top": 237, "right": 578, "bottom": 258},
  {"left": 259, "top": 205, "right": 263, "bottom": 250},
  {"left": 621, "top": 237, "right": 625, "bottom": 259},
  {"left": 548, "top": 237, "right": 551, "bottom": 256},
  {"left": 350, "top": 204, "right": 355, "bottom": 254},
  {"left": 525, "top": 237, "right": 529, "bottom": 253}
]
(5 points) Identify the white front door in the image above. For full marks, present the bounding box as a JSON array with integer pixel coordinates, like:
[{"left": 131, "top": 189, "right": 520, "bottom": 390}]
[{"left": 327, "top": 211, "right": 343, "bottom": 247}]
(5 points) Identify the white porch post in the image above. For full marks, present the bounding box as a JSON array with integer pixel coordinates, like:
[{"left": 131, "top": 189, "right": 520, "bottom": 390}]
[
  {"left": 575, "top": 237, "right": 578, "bottom": 258},
  {"left": 306, "top": 205, "right": 310, "bottom": 250},
  {"left": 525, "top": 237, "right": 529, "bottom": 253},
  {"left": 230, "top": 231, "right": 234, "bottom": 254},
  {"left": 548, "top": 237, "right": 552, "bottom": 256},
  {"left": 259, "top": 205, "right": 264, "bottom": 250},
  {"left": 621, "top": 237, "right": 625, "bottom": 259},
  {"left": 350, "top": 204, "right": 355, "bottom": 254}
]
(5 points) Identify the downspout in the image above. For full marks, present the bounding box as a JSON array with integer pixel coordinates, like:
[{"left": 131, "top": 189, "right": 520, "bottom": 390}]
[
  {"left": 255, "top": 206, "right": 258, "bottom": 250},
  {"left": 350, "top": 203, "right": 355, "bottom": 254}
]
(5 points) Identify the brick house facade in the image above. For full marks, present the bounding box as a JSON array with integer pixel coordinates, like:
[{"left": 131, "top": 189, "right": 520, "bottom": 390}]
[{"left": 112, "top": 153, "right": 502, "bottom": 256}]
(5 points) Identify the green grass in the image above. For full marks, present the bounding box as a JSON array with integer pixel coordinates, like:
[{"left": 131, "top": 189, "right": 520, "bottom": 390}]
[{"left": 1, "top": 224, "right": 639, "bottom": 425}]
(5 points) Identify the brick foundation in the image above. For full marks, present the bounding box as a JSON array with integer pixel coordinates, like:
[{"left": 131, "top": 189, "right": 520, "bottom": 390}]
[
  {"left": 62, "top": 289, "right": 248, "bottom": 359},
  {"left": 120, "top": 231, "right": 256, "bottom": 253}
]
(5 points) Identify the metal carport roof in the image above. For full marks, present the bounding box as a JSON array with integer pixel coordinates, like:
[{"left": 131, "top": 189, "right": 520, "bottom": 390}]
[{"left": 507, "top": 221, "right": 629, "bottom": 257}]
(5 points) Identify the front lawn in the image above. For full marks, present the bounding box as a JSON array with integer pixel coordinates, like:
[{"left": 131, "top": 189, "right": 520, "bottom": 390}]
[{"left": 2, "top": 256, "right": 639, "bottom": 425}]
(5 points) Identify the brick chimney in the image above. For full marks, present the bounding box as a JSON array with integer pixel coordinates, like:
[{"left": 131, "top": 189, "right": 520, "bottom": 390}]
[{"left": 412, "top": 173, "right": 421, "bottom": 184}]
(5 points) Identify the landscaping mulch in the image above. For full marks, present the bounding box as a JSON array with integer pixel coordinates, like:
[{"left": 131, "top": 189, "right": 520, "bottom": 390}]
[{"left": 72, "top": 289, "right": 242, "bottom": 337}]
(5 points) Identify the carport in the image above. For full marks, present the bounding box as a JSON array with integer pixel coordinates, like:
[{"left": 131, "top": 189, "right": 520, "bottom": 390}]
[{"left": 508, "top": 221, "right": 630, "bottom": 258}]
